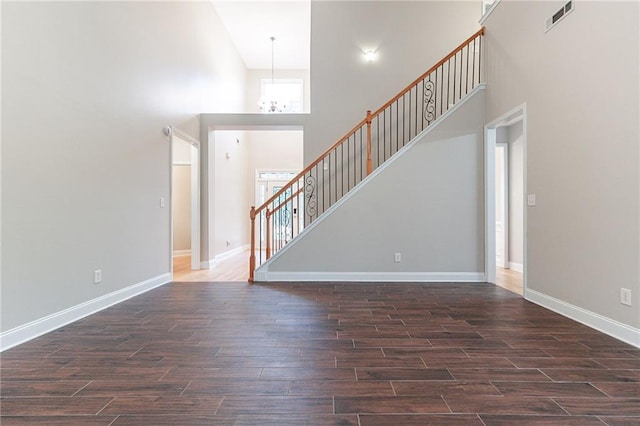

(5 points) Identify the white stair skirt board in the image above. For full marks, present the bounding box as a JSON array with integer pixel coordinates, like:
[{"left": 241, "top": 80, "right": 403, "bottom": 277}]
[
  {"left": 201, "top": 244, "right": 250, "bottom": 269},
  {"left": 526, "top": 289, "right": 640, "bottom": 349},
  {"left": 255, "top": 84, "right": 487, "bottom": 280},
  {"left": 0, "top": 273, "right": 172, "bottom": 352},
  {"left": 254, "top": 271, "right": 484, "bottom": 283}
]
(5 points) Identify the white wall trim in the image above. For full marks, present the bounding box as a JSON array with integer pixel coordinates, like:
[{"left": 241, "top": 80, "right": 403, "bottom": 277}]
[
  {"left": 201, "top": 260, "right": 214, "bottom": 269},
  {"left": 479, "top": 0, "right": 502, "bottom": 25},
  {"left": 254, "top": 270, "right": 484, "bottom": 283},
  {"left": 0, "top": 273, "right": 172, "bottom": 352},
  {"left": 216, "top": 244, "right": 250, "bottom": 262},
  {"left": 201, "top": 244, "right": 250, "bottom": 269},
  {"left": 526, "top": 289, "right": 640, "bottom": 349},
  {"left": 484, "top": 103, "right": 527, "bottom": 288},
  {"left": 256, "top": 85, "right": 487, "bottom": 277},
  {"left": 173, "top": 249, "right": 191, "bottom": 257},
  {"left": 508, "top": 262, "right": 524, "bottom": 273}
]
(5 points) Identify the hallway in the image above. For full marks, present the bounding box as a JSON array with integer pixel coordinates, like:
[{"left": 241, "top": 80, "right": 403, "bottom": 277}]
[
  {"left": 173, "top": 251, "right": 250, "bottom": 282},
  {"left": 496, "top": 267, "right": 523, "bottom": 296}
]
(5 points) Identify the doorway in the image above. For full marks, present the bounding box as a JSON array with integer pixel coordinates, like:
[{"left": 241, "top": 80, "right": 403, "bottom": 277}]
[
  {"left": 495, "top": 142, "right": 508, "bottom": 269},
  {"left": 485, "top": 105, "right": 527, "bottom": 296},
  {"left": 170, "top": 128, "right": 200, "bottom": 276}
]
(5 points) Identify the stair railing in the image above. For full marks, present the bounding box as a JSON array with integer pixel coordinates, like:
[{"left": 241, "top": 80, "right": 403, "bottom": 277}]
[{"left": 249, "top": 27, "right": 485, "bottom": 281}]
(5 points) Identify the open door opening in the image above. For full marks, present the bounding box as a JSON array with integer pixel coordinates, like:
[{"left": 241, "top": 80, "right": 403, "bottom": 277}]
[
  {"left": 485, "top": 106, "right": 526, "bottom": 296},
  {"left": 170, "top": 128, "right": 201, "bottom": 278}
]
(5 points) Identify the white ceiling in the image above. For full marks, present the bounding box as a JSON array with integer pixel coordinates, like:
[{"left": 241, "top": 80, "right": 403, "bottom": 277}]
[{"left": 211, "top": 1, "right": 311, "bottom": 70}]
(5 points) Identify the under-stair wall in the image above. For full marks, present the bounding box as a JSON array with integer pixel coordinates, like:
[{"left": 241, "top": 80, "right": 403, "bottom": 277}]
[{"left": 255, "top": 86, "right": 485, "bottom": 282}]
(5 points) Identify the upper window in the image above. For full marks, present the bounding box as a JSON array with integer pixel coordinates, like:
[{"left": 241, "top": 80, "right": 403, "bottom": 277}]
[
  {"left": 482, "top": 0, "right": 496, "bottom": 15},
  {"left": 259, "top": 79, "right": 303, "bottom": 113}
]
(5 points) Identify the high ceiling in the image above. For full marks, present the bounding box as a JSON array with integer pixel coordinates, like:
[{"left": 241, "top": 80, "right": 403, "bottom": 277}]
[{"left": 211, "top": 1, "right": 311, "bottom": 70}]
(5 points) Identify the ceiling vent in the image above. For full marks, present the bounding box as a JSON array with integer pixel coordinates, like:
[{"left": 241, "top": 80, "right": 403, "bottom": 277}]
[{"left": 546, "top": 1, "right": 573, "bottom": 33}]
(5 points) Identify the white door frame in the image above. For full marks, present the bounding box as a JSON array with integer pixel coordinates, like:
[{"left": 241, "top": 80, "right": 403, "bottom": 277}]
[
  {"left": 170, "top": 127, "right": 201, "bottom": 273},
  {"left": 496, "top": 142, "right": 509, "bottom": 269},
  {"left": 484, "top": 104, "right": 527, "bottom": 295}
]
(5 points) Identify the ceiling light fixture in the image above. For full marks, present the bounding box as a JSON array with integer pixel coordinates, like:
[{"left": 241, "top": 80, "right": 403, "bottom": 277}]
[
  {"left": 364, "top": 50, "right": 376, "bottom": 62},
  {"left": 258, "top": 36, "right": 287, "bottom": 113}
]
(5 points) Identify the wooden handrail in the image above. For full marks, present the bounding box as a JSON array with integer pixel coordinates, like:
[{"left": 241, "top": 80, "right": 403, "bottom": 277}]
[
  {"left": 254, "top": 117, "right": 368, "bottom": 216},
  {"left": 371, "top": 27, "right": 485, "bottom": 118},
  {"left": 254, "top": 27, "right": 484, "bottom": 217},
  {"left": 249, "top": 28, "right": 485, "bottom": 281}
]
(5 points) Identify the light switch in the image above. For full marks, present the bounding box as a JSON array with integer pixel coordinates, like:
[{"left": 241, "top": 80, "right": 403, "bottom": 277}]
[
  {"left": 160, "top": 197, "right": 165, "bottom": 208},
  {"left": 527, "top": 194, "right": 536, "bottom": 206}
]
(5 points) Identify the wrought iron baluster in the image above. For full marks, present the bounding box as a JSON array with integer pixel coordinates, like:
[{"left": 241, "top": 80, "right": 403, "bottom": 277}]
[
  {"left": 424, "top": 76, "right": 435, "bottom": 125},
  {"left": 458, "top": 51, "right": 463, "bottom": 100},
  {"left": 465, "top": 44, "right": 469, "bottom": 94},
  {"left": 336, "top": 149, "right": 338, "bottom": 203}
]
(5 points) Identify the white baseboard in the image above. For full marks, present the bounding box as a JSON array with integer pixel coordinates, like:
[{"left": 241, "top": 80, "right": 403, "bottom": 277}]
[
  {"left": 201, "top": 260, "right": 214, "bottom": 269},
  {"left": 526, "top": 289, "right": 640, "bottom": 349},
  {"left": 0, "top": 273, "right": 172, "bottom": 352},
  {"left": 508, "top": 262, "right": 524, "bottom": 273},
  {"left": 202, "top": 244, "right": 250, "bottom": 269},
  {"left": 216, "top": 244, "right": 250, "bottom": 261},
  {"left": 254, "top": 271, "right": 484, "bottom": 283},
  {"left": 173, "top": 250, "right": 191, "bottom": 257}
]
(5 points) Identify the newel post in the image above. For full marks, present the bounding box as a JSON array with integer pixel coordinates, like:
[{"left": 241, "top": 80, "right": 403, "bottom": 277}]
[
  {"left": 249, "top": 206, "right": 256, "bottom": 283},
  {"left": 366, "top": 110, "right": 373, "bottom": 175}
]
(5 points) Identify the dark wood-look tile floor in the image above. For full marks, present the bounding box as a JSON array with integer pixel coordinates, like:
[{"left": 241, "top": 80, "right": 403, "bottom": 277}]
[{"left": 1, "top": 282, "right": 639, "bottom": 425}]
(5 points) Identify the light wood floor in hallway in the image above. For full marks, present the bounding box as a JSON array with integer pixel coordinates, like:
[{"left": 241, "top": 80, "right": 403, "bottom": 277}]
[
  {"left": 174, "top": 254, "right": 526, "bottom": 290},
  {"left": 496, "top": 267, "right": 523, "bottom": 296},
  {"left": 173, "top": 252, "right": 249, "bottom": 282}
]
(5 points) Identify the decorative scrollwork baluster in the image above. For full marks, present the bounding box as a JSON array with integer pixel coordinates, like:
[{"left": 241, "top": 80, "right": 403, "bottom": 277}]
[
  {"left": 305, "top": 174, "right": 317, "bottom": 218},
  {"left": 423, "top": 79, "right": 436, "bottom": 124}
]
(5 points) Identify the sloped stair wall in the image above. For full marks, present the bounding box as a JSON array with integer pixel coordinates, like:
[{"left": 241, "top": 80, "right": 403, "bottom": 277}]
[{"left": 255, "top": 86, "right": 486, "bottom": 282}]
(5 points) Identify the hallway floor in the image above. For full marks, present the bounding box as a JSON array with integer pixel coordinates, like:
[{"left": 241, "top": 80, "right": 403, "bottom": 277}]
[
  {"left": 173, "top": 251, "right": 250, "bottom": 282},
  {"left": 1, "top": 282, "right": 639, "bottom": 425},
  {"left": 496, "top": 267, "right": 523, "bottom": 296}
]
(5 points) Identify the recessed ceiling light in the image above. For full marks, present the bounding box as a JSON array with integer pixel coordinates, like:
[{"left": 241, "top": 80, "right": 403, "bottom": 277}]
[{"left": 364, "top": 50, "right": 376, "bottom": 62}]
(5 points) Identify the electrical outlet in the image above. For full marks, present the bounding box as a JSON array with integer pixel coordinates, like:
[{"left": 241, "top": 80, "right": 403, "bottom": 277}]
[
  {"left": 394, "top": 253, "right": 401, "bottom": 263},
  {"left": 620, "top": 288, "right": 632, "bottom": 306},
  {"left": 94, "top": 269, "right": 102, "bottom": 284}
]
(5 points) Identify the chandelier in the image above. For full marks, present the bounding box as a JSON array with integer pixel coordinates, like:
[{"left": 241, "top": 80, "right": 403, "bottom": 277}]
[{"left": 258, "top": 36, "right": 287, "bottom": 113}]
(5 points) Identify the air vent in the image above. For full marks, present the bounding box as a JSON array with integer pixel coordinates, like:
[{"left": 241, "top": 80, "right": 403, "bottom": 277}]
[{"left": 546, "top": 1, "right": 573, "bottom": 33}]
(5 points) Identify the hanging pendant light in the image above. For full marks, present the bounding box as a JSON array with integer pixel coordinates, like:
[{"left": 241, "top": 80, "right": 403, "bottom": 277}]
[{"left": 258, "top": 36, "right": 286, "bottom": 113}]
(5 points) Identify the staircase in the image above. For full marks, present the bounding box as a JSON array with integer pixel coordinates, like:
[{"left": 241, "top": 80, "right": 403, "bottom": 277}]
[{"left": 249, "top": 28, "right": 485, "bottom": 282}]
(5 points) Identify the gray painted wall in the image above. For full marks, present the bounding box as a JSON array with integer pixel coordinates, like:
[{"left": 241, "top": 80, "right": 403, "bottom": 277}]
[
  {"left": 306, "top": 1, "right": 482, "bottom": 163},
  {"left": 1, "top": 1, "right": 246, "bottom": 332},
  {"left": 484, "top": 0, "right": 639, "bottom": 328},
  {"left": 265, "top": 89, "right": 485, "bottom": 277}
]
